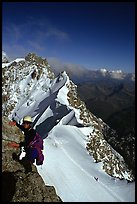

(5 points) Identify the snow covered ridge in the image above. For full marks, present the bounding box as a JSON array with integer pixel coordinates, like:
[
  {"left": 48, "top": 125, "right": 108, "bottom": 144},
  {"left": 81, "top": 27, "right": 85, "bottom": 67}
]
[
  {"left": 61, "top": 75, "right": 134, "bottom": 181},
  {"left": 2, "top": 52, "right": 134, "bottom": 183}
]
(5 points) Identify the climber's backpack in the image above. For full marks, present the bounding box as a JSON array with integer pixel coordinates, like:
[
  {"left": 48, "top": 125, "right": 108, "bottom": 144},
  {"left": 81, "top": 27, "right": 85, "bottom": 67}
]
[{"left": 27, "top": 132, "right": 44, "bottom": 165}]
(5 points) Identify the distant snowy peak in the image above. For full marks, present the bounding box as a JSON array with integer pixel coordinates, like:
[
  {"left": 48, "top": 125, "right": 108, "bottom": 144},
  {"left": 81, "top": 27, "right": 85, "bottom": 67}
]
[
  {"left": 100, "top": 68, "right": 122, "bottom": 74},
  {"left": 131, "top": 73, "right": 135, "bottom": 81},
  {"left": 109, "top": 69, "right": 124, "bottom": 79},
  {"left": 99, "top": 68, "right": 108, "bottom": 77},
  {"left": 100, "top": 68, "right": 107, "bottom": 72},
  {"left": 2, "top": 51, "right": 9, "bottom": 63},
  {"left": 99, "top": 68, "right": 134, "bottom": 81}
]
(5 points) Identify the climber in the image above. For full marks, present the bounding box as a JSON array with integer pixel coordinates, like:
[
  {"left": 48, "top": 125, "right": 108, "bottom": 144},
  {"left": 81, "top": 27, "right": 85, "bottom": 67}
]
[{"left": 9, "top": 115, "right": 44, "bottom": 173}]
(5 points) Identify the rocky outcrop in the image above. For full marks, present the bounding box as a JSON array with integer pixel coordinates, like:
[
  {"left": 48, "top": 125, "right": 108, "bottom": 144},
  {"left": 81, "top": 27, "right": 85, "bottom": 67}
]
[
  {"left": 86, "top": 130, "right": 134, "bottom": 181},
  {"left": 2, "top": 117, "right": 62, "bottom": 202},
  {"left": 102, "top": 124, "right": 135, "bottom": 177}
]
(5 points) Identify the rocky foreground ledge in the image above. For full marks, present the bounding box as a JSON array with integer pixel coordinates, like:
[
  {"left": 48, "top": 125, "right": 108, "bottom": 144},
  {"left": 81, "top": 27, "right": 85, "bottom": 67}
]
[{"left": 2, "top": 116, "right": 62, "bottom": 202}]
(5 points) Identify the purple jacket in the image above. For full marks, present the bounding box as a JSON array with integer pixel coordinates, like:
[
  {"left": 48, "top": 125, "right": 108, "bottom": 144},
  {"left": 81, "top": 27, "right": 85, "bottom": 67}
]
[{"left": 27, "top": 133, "right": 44, "bottom": 165}]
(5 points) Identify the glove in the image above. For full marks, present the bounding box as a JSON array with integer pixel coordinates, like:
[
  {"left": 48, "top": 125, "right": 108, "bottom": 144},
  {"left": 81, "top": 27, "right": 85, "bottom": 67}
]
[
  {"left": 9, "top": 120, "right": 16, "bottom": 126},
  {"left": 7, "top": 142, "right": 20, "bottom": 148}
]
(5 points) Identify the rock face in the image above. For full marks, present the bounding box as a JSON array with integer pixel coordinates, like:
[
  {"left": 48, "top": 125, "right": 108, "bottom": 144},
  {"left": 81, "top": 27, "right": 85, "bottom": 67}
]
[{"left": 2, "top": 116, "right": 62, "bottom": 202}]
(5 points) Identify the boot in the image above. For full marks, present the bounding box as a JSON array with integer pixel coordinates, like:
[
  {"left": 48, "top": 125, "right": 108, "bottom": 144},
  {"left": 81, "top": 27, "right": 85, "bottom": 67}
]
[{"left": 21, "top": 157, "right": 32, "bottom": 174}]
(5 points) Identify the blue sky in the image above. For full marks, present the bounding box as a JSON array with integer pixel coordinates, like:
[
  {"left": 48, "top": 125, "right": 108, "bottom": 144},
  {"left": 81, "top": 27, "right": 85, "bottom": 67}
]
[{"left": 2, "top": 2, "right": 135, "bottom": 73}]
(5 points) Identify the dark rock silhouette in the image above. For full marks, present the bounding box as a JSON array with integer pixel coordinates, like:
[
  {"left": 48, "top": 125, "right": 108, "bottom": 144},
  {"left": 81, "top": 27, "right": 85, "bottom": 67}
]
[{"left": 2, "top": 172, "right": 16, "bottom": 202}]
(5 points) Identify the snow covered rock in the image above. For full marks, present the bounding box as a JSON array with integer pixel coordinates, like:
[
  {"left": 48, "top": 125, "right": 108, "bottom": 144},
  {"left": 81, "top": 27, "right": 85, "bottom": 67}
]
[{"left": 2, "top": 51, "right": 9, "bottom": 63}]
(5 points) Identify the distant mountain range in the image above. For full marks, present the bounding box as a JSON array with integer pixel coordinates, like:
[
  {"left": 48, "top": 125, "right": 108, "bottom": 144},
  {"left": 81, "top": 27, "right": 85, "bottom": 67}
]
[{"left": 47, "top": 57, "right": 135, "bottom": 83}]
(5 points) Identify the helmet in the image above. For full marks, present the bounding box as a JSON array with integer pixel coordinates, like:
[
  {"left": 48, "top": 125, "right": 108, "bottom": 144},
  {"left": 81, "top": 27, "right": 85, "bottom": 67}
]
[{"left": 23, "top": 116, "right": 32, "bottom": 123}]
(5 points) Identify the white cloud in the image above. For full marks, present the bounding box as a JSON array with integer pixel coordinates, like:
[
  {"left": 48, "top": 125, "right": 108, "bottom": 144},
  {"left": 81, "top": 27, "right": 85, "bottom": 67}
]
[
  {"left": 44, "top": 27, "right": 69, "bottom": 40},
  {"left": 5, "top": 24, "right": 22, "bottom": 42},
  {"left": 26, "top": 17, "right": 70, "bottom": 41},
  {"left": 28, "top": 40, "right": 45, "bottom": 51},
  {"left": 3, "top": 18, "right": 70, "bottom": 60}
]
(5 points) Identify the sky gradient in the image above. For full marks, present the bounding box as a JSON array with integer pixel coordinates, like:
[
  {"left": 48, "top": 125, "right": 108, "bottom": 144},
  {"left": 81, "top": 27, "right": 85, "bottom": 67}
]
[{"left": 2, "top": 2, "right": 135, "bottom": 73}]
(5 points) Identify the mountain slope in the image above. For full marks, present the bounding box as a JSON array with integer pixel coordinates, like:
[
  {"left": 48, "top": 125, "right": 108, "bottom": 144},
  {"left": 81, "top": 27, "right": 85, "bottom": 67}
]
[{"left": 2, "top": 52, "right": 135, "bottom": 202}]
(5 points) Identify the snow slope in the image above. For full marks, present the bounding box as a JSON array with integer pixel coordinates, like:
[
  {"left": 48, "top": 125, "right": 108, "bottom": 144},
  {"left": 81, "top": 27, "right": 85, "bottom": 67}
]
[{"left": 37, "top": 125, "right": 135, "bottom": 202}]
